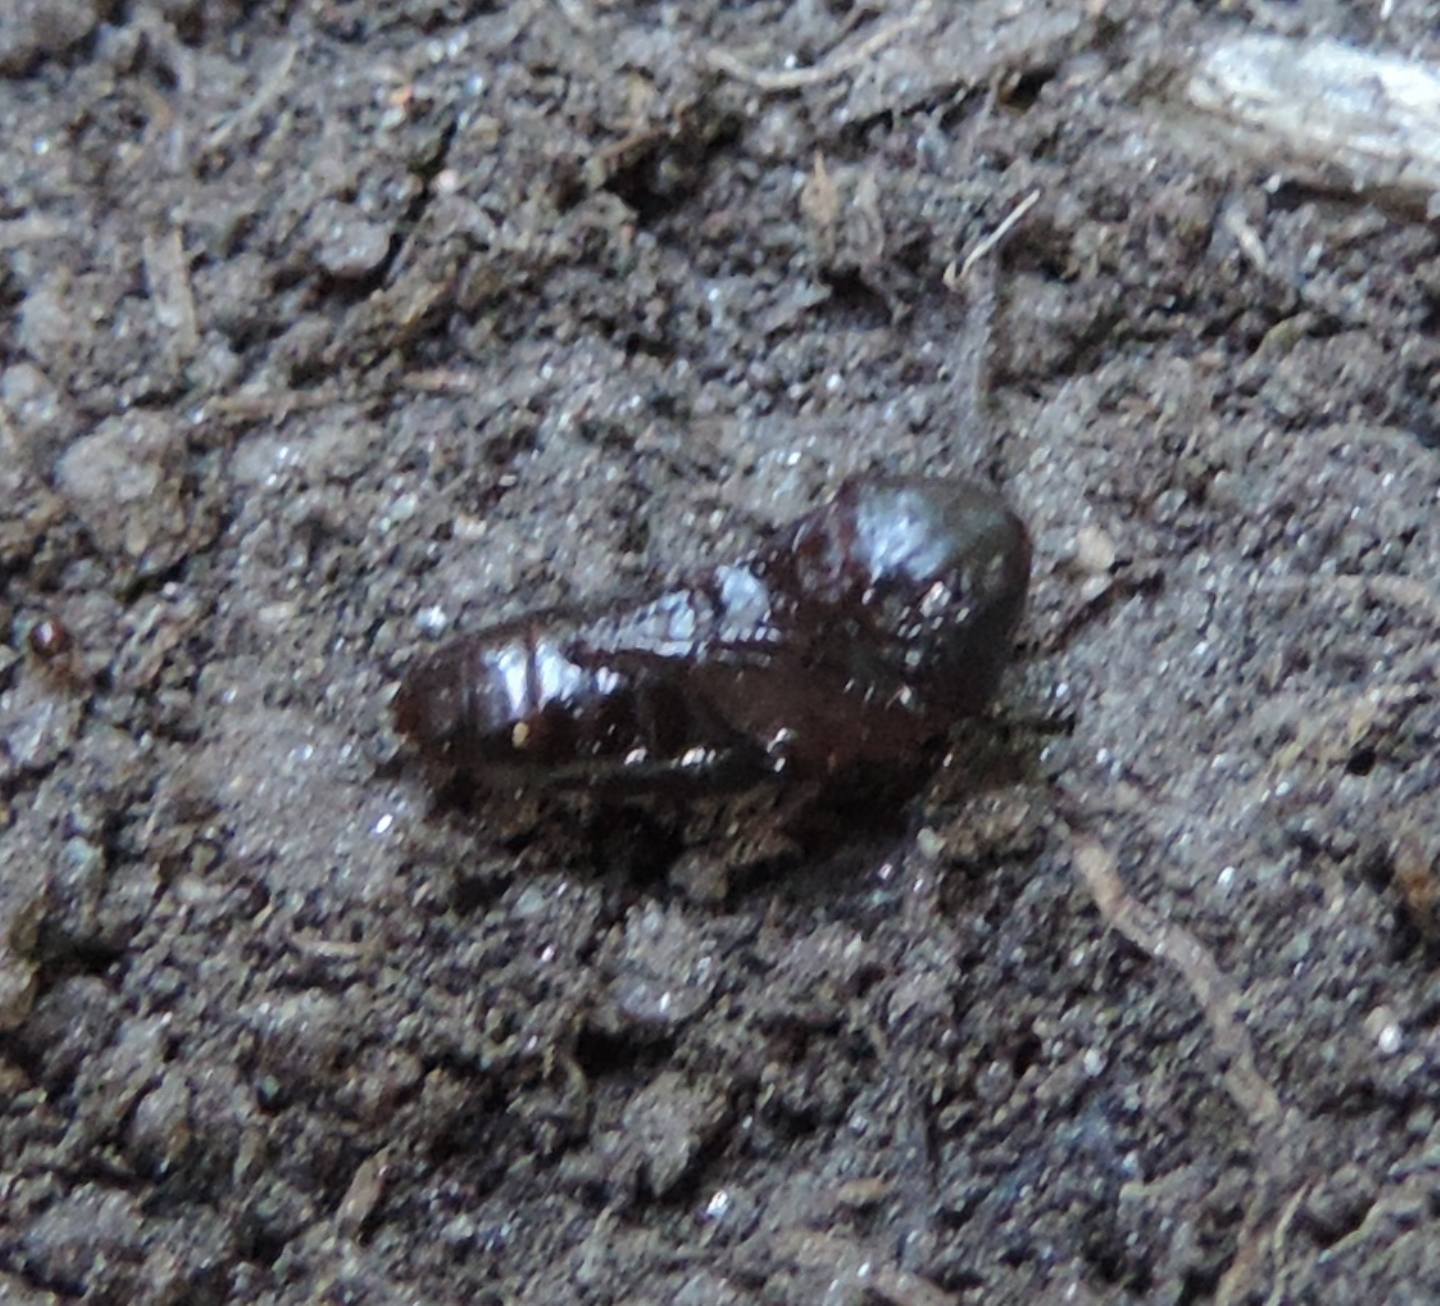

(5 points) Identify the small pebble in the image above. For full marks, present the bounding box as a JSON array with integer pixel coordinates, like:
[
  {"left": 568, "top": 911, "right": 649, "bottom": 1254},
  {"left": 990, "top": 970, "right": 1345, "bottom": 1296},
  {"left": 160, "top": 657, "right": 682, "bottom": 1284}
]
[
  {"left": 1072, "top": 524, "right": 1117, "bottom": 575},
  {"left": 311, "top": 201, "right": 393, "bottom": 280}
]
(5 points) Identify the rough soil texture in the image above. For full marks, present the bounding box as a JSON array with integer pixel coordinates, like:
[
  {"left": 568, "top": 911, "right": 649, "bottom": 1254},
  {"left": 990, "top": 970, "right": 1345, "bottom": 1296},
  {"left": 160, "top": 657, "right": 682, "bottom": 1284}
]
[{"left": 4, "top": 3, "right": 1440, "bottom": 1303}]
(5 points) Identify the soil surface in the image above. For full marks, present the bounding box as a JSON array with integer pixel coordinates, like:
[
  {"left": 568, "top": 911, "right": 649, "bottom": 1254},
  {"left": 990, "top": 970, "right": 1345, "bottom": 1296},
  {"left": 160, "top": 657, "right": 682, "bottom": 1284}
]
[{"left": 4, "top": 3, "right": 1440, "bottom": 1303}]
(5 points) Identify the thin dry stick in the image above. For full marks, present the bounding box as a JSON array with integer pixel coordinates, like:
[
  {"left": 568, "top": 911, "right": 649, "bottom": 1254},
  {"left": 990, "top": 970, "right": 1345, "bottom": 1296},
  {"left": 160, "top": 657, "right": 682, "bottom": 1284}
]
[
  {"left": 1069, "top": 838, "right": 1301, "bottom": 1303},
  {"left": 1070, "top": 833, "right": 1283, "bottom": 1128},
  {"left": 209, "top": 388, "right": 343, "bottom": 420},
  {"left": 704, "top": 3, "right": 930, "bottom": 92},
  {"left": 206, "top": 41, "right": 298, "bottom": 153},
  {"left": 951, "top": 189, "right": 1041, "bottom": 281},
  {"left": 1254, "top": 1181, "right": 1313, "bottom": 1306},
  {"left": 143, "top": 228, "right": 199, "bottom": 359}
]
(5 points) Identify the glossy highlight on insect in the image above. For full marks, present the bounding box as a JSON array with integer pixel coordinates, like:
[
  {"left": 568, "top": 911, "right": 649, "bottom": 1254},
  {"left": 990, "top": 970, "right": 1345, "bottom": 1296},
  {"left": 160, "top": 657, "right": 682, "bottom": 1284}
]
[
  {"left": 394, "top": 475, "right": 1031, "bottom": 794},
  {"left": 27, "top": 617, "right": 71, "bottom": 661}
]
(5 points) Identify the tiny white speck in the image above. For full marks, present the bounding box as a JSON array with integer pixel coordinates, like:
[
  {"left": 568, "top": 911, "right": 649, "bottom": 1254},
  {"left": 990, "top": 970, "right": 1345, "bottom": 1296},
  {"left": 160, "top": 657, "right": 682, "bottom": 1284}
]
[
  {"left": 703, "top": 1190, "right": 732, "bottom": 1221},
  {"left": 512, "top": 721, "right": 531, "bottom": 749},
  {"left": 916, "top": 827, "right": 945, "bottom": 859},
  {"left": 416, "top": 605, "right": 449, "bottom": 636},
  {"left": 920, "top": 580, "right": 951, "bottom": 617},
  {"left": 1083, "top": 1048, "right": 1106, "bottom": 1077},
  {"left": 1378, "top": 1023, "right": 1402, "bottom": 1055},
  {"left": 372, "top": 813, "right": 395, "bottom": 836}
]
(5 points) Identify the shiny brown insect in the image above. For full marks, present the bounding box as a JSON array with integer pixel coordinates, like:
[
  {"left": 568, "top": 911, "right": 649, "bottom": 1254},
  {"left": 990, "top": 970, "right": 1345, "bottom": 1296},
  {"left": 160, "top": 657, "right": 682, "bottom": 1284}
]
[
  {"left": 27, "top": 617, "right": 71, "bottom": 660},
  {"left": 394, "top": 475, "right": 1030, "bottom": 795}
]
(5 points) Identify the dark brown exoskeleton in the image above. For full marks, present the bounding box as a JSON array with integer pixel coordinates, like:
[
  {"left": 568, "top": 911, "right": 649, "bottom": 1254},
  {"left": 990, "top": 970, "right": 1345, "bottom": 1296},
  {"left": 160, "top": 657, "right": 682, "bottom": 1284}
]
[{"left": 394, "top": 476, "right": 1030, "bottom": 796}]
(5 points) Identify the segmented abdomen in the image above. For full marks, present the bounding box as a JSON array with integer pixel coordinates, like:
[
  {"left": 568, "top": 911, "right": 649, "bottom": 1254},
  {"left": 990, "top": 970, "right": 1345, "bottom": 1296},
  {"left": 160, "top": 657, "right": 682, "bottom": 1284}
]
[{"left": 392, "top": 560, "right": 782, "bottom": 779}]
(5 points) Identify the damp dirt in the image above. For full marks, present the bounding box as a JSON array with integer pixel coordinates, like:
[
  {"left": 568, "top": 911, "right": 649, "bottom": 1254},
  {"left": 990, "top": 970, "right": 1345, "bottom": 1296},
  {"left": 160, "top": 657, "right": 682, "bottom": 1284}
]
[{"left": 4, "top": 4, "right": 1440, "bottom": 1303}]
